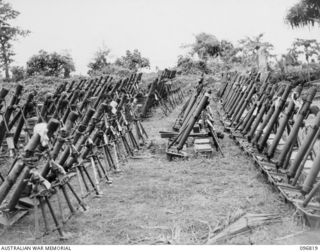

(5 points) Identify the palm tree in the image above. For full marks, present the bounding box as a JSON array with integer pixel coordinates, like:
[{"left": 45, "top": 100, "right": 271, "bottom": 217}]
[
  {"left": 238, "top": 34, "right": 274, "bottom": 67},
  {"left": 285, "top": 0, "right": 320, "bottom": 28}
]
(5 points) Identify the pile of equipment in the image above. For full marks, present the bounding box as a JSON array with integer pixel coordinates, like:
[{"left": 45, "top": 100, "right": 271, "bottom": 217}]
[
  {"left": 160, "top": 76, "right": 224, "bottom": 160},
  {"left": 0, "top": 73, "right": 149, "bottom": 239},
  {"left": 218, "top": 70, "right": 320, "bottom": 227}
]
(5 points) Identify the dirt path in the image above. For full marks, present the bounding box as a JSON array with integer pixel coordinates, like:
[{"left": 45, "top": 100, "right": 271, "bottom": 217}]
[{"left": 0, "top": 93, "right": 312, "bottom": 245}]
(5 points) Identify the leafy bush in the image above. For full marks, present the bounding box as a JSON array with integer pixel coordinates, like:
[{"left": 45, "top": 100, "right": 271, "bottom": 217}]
[
  {"left": 10, "top": 65, "right": 25, "bottom": 82},
  {"left": 270, "top": 64, "right": 320, "bottom": 85},
  {"left": 87, "top": 47, "right": 111, "bottom": 76},
  {"left": 176, "top": 55, "right": 210, "bottom": 74},
  {"left": 190, "top": 33, "right": 220, "bottom": 61},
  {"left": 114, "top": 49, "right": 150, "bottom": 72},
  {"left": 90, "top": 64, "right": 133, "bottom": 78},
  {"left": 26, "top": 50, "right": 75, "bottom": 78}
]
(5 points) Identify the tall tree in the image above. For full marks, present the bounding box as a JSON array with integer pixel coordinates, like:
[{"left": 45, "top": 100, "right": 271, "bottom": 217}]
[
  {"left": 0, "top": 1, "right": 29, "bottom": 79},
  {"left": 291, "top": 38, "right": 320, "bottom": 81},
  {"left": 219, "top": 40, "right": 241, "bottom": 64},
  {"left": 190, "top": 33, "right": 220, "bottom": 62},
  {"left": 238, "top": 33, "right": 274, "bottom": 67},
  {"left": 285, "top": 0, "right": 320, "bottom": 28},
  {"left": 87, "top": 46, "right": 111, "bottom": 76},
  {"left": 115, "top": 49, "right": 150, "bottom": 72}
]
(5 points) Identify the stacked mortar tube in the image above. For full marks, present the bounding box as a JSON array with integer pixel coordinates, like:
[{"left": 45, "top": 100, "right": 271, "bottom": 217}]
[
  {"left": 163, "top": 77, "right": 224, "bottom": 160},
  {"left": 140, "top": 69, "right": 184, "bottom": 118},
  {"left": 0, "top": 72, "right": 149, "bottom": 239},
  {"left": 219, "top": 70, "right": 320, "bottom": 224}
]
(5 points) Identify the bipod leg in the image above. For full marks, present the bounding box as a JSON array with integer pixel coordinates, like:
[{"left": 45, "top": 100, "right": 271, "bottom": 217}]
[
  {"left": 77, "top": 165, "right": 90, "bottom": 195},
  {"left": 94, "top": 155, "right": 112, "bottom": 184},
  {"left": 129, "top": 129, "right": 140, "bottom": 150},
  {"left": 303, "top": 181, "right": 320, "bottom": 207},
  {"left": 92, "top": 155, "right": 103, "bottom": 180},
  {"left": 112, "top": 141, "right": 121, "bottom": 170},
  {"left": 114, "top": 138, "right": 125, "bottom": 161},
  {"left": 134, "top": 120, "right": 145, "bottom": 145},
  {"left": 103, "top": 145, "right": 115, "bottom": 171},
  {"left": 122, "top": 135, "right": 133, "bottom": 156},
  {"left": 44, "top": 196, "right": 66, "bottom": 240},
  {"left": 33, "top": 196, "right": 40, "bottom": 240},
  {"left": 39, "top": 197, "right": 50, "bottom": 234},
  {"left": 89, "top": 156, "right": 103, "bottom": 196},
  {"left": 66, "top": 182, "right": 87, "bottom": 211},
  {"left": 127, "top": 129, "right": 140, "bottom": 150},
  {"left": 138, "top": 120, "right": 148, "bottom": 139},
  {"left": 74, "top": 165, "right": 87, "bottom": 198},
  {"left": 55, "top": 187, "right": 66, "bottom": 223},
  {"left": 60, "top": 185, "right": 76, "bottom": 216},
  {"left": 118, "top": 135, "right": 129, "bottom": 157},
  {"left": 81, "top": 164, "right": 101, "bottom": 196}
]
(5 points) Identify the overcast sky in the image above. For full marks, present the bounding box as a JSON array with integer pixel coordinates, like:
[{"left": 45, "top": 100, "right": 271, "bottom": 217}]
[{"left": 9, "top": 0, "right": 320, "bottom": 75}]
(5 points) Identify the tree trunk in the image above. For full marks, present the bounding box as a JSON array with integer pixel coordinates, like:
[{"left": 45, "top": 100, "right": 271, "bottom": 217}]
[
  {"left": 64, "top": 67, "right": 70, "bottom": 78},
  {"left": 306, "top": 57, "right": 310, "bottom": 82},
  {"left": 1, "top": 43, "right": 10, "bottom": 80}
]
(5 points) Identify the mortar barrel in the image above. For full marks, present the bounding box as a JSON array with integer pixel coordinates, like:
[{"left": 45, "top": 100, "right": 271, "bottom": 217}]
[{"left": 276, "top": 87, "right": 317, "bottom": 169}]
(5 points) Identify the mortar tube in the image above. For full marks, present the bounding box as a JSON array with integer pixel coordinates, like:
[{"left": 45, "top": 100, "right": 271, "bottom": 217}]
[
  {"left": 237, "top": 100, "right": 258, "bottom": 132},
  {"left": 180, "top": 90, "right": 205, "bottom": 128},
  {"left": 0, "top": 119, "right": 59, "bottom": 207},
  {"left": 251, "top": 104, "right": 275, "bottom": 145},
  {"left": 302, "top": 150, "right": 320, "bottom": 195},
  {"left": 93, "top": 78, "right": 110, "bottom": 109},
  {"left": 57, "top": 108, "right": 95, "bottom": 167},
  {"left": 257, "top": 84, "right": 292, "bottom": 152},
  {"left": 78, "top": 124, "right": 106, "bottom": 161},
  {"left": 226, "top": 76, "right": 250, "bottom": 113},
  {"left": 241, "top": 87, "right": 271, "bottom": 134},
  {"left": 267, "top": 101, "right": 295, "bottom": 159},
  {"left": 288, "top": 112, "right": 320, "bottom": 179},
  {"left": 90, "top": 78, "right": 101, "bottom": 96},
  {"left": 176, "top": 91, "right": 206, "bottom": 143},
  {"left": 227, "top": 78, "right": 249, "bottom": 116},
  {"left": 226, "top": 85, "right": 243, "bottom": 115},
  {"left": 224, "top": 83, "right": 239, "bottom": 112},
  {"left": 232, "top": 83, "right": 257, "bottom": 125},
  {"left": 0, "top": 134, "right": 40, "bottom": 207},
  {"left": 79, "top": 82, "right": 95, "bottom": 112},
  {"left": 62, "top": 89, "right": 80, "bottom": 123},
  {"left": 182, "top": 92, "right": 198, "bottom": 122},
  {"left": 246, "top": 83, "right": 276, "bottom": 142},
  {"left": 38, "top": 93, "right": 54, "bottom": 123},
  {"left": 225, "top": 74, "right": 244, "bottom": 104},
  {"left": 176, "top": 92, "right": 210, "bottom": 151},
  {"left": 220, "top": 74, "right": 239, "bottom": 100},
  {"left": 66, "top": 80, "right": 76, "bottom": 93},
  {"left": 221, "top": 72, "right": 237, "bottom": 101},
  {"left": 13, "top": 93, "right": 35, "bottom": 146},
  {"left": 73, "top": 104, "right": 108, "bottom": 154},
  {"left": 0, "top": 84, "right": 23, "bottom": 147},
  {"left": 292, "top": 129, "right": 319, "bottom": 186},
  {"left": 230, "top": 80, "right": 255, "bottom": 121},
  {"left": 40, "top": 111, "right": 79, "bottom": 178},
  {"left": 246, "top": 100, "right": 268, "bottom": 141},
  {"left": 277, "top": 88, "right": 317, "bottom": 169},
  {"left": 140, "top": 79, "right": 157, "bottom": 118},
  {"left": 94, "top": 76, "right": 109, "bottom": 97},
  {"left": 52, "top": 92, "right": 68, "bottom": 119},
  {"left": 222, "top": 74, "right": 240, "bottom": 105},
  {"left": 0, "top": 87, "right": 9, "bottom": 111},
  {"left": 240, "top": 84, "right": 272, "bottom": 133}
]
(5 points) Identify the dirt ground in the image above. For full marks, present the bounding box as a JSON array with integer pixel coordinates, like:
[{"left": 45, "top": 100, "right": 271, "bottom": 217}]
[{"left": 0, "top": 79, "right": 317, "bottom": 245}]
